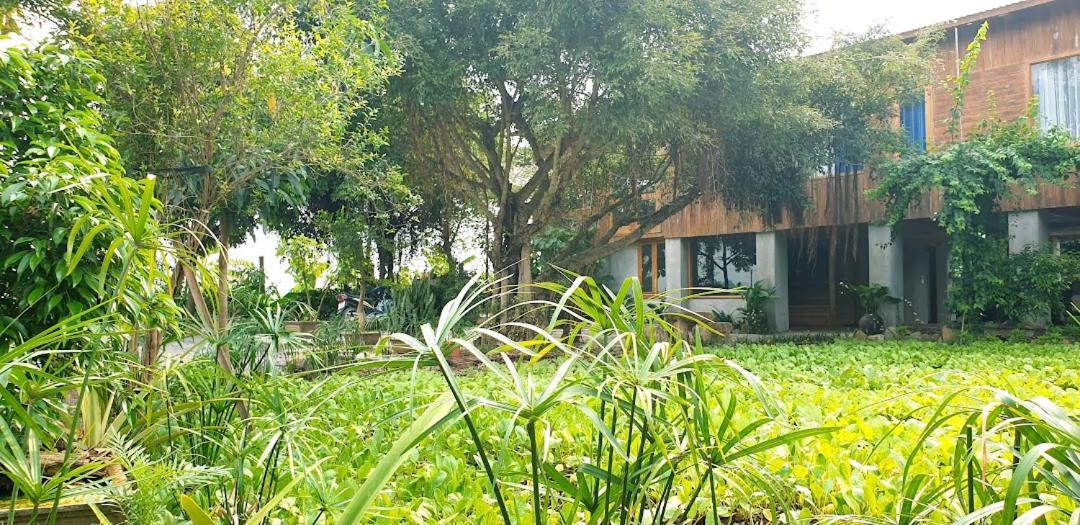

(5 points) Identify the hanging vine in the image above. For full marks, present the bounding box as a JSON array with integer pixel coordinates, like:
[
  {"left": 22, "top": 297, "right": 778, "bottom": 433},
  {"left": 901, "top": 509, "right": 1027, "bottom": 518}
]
[{"left": 871, "top": 23, "right": 1080, "bottom": 325}]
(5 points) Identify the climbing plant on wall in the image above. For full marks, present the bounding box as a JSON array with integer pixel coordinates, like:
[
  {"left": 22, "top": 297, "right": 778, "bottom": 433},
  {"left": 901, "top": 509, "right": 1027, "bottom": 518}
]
[{"left": 871, "top": 23, "right": 1080, "bottom": 325}]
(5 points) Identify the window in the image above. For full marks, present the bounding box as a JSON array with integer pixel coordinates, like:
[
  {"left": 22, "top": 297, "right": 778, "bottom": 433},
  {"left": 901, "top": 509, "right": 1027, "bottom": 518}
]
[
  {"left": 818, "top": 145, "right": 863, "bottom": 177},
  {"left": 690, "top": 234, "right": 756, "bottom": 289},
  {"left": 901, "top": 97, "right": 927, "bottom": 151},
  {"left": 638, "top": 241, "right": 665, "bottom": 293},
  {"left": 1032, "top": 55, "right": 1080, "bottom": 137}
]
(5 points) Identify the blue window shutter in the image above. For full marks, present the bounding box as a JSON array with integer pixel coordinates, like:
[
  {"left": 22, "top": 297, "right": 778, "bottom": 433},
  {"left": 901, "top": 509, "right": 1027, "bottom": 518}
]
[{"left": 901, "top": 98, "right": 927, "bottom": 151}]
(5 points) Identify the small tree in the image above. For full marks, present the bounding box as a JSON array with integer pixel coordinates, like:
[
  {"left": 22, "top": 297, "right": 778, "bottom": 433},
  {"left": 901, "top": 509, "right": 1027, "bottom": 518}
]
[
  {"left": 74, "top": 0, "right": 395, "bottom": 374},
  {"left": 277, "top": 235, "right": 330, "bottom": 293}
]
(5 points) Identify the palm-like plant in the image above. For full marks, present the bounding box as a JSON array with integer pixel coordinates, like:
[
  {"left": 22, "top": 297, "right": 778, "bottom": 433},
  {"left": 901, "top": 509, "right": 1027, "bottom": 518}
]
[{"left": 374, "top": 274, "right": 835, "bottom": 524}]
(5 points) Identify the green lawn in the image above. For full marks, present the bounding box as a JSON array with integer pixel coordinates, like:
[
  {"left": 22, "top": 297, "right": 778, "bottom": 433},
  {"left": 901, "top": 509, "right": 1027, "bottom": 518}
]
[{"left": 257, "top": 340, "right": 1079, "bottom": 523}]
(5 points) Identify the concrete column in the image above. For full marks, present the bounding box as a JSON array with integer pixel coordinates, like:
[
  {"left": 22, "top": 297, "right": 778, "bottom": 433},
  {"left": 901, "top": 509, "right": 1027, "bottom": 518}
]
[
  {"left": 868, "top": 225, "right": 905, "bottom": 326},
  {"left": 1008, "top": 211, "right": 1051, "bottom": 328},
  {"left": 604, "top": 245, "right": 638, "bottom": 287},
  {"left": 663, "top": 238, "right": 687, "bottom": 299},
  {"left": 755, "top": 231, "right": 789, "bottom": 332},
  {"left": 1008, "top": 211, "right": 1049, "bottom": 254}
]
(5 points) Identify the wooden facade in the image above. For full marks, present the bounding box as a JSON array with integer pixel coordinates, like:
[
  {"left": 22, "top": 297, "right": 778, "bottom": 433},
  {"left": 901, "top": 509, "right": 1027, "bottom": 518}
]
[{"left": 632, "top": 0, "right": 1080, "bottom": 242}]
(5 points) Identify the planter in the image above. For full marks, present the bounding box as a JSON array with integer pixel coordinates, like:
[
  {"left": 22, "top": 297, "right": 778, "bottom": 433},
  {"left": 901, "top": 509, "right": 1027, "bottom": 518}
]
[
  {"left": 9, "top": 500, "right": 124, "bottom": 525},
  {"left": 857, "top": 313, "right": 884, "bottom": 336},
  {"left": 284, "top": 320, "right": 320, "bottom": 333},
  {"left": 695, "top": 321, "right": 733, "bottom": 345},
  {"left": 346, "top": 331, "right": 412, "bottom": 354},
  {"left": 941, "top": 325, "right": 958, "bottom": 343}
]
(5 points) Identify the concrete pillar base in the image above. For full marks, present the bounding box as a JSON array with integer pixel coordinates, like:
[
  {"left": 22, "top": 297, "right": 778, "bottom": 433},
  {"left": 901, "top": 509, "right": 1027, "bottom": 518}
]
[
  {"left": 754, "top": 232, "right": 789, "bottom": 333},
  {"left": 868, "top": 225, "right": 904, "bottom": 326}
]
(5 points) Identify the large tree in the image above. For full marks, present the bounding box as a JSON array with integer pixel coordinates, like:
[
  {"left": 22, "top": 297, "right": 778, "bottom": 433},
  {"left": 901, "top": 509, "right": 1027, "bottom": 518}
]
[
  {"left": 388, "top": 0, "right": 936, "bottom": 290},
  {"left": 75, "top": 0, "right": 392, "bottom": 242},
  {"left": 71, "top": 0, "right": 394, "bottom": 372}
]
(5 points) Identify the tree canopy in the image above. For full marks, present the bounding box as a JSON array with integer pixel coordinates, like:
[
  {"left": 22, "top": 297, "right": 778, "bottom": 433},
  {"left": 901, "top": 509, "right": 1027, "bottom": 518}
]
[{"left": 385, "top": 0, "right": 938, "bottom": 290}]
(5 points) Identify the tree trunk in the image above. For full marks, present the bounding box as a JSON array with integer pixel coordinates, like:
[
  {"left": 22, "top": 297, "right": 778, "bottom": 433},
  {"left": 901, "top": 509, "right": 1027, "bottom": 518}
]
[
  {"left": 440, "top": 218, "right": 456, "bottom": 270},
  {"left": 376, "top": 242, "right": 394, "bottom": 280},
  {"left": 215, "top": 215, "right": 249, "bottom": 419},
  {"left": 357, "top": 281, "right": 366, "bottom": 331},
  {"left": 518, "top": 240, "right": 532, "bottom": 300}
]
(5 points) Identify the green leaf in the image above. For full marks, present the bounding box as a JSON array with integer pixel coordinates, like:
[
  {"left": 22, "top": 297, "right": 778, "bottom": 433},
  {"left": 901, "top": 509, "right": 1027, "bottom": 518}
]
[
  {"left": 179, "top": 494, "right": 215, "bottom": 525},
  {"left": 338, "top": 394, "right": 459, "bottom": 523}
]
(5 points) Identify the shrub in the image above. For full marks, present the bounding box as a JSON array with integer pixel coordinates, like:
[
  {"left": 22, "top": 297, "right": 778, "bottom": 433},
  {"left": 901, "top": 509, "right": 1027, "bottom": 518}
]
[{"left": 737, "top": 281, "right": 776, "bottom": 334}]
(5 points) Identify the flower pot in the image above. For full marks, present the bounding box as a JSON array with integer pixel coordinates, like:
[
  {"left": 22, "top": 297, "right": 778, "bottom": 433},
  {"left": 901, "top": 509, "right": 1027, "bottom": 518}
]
[
  {"left": 695, "top": 321, "right": 734, "bottom": 345},
  {"left": 857, "top": 313, "right": 884, "bottom": 336}
]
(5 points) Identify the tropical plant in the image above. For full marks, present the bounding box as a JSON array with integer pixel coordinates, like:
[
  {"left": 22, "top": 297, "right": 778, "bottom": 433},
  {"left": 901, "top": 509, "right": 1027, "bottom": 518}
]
[
  {"left": 737, "top": 281, "right": 777, "bottom": 334},
  {"left": 277, "top": 236, "right": 331, "bottom": 293},
  {"left": 841, "top": 282, "right": 900, "bottom": 334},
  {"left": 711, "top": 308, "right": 735, "bottom": 323},
  {"left": 0, "top": 44, "right": 177, "bottom": 344},
  {"left": 381, "top": 275, "right": 834, "bottom": 524},
  {"left": 871, "top": 23, "right": 1080, "bottom": 326}
]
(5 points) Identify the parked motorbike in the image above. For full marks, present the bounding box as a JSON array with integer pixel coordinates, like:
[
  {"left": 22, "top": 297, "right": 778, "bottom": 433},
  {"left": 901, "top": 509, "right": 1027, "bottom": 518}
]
[{"left": 336, "top": 286, "right": 393, "bottom": 319}]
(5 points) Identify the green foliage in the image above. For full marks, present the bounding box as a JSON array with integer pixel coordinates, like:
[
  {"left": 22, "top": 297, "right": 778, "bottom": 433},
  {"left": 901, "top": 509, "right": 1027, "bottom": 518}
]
[
  {"left": 996, "top": 249, "right": 1080, "bottom": 324},
  {"left": 276, "top": 235, "right": 330, "bottom": 292},
  {"left": 737, "top": 281, "right": 777, "bottom": 334},
  {"left": 841, "top": 282, "right": 900, "bottom": 318},
  {"left": 388, "top": 0, "right": 938, "bottom": 276},
  {"left": 872, "top": 25, "right": 1080, "bottom": 324},
  {"left": 710, "top": 308, "right": 734, "bottom": 323},
  {"left": 369, "top": 271, "right": 473, "bottom": 335},
  {"left": 72, "top": 0, "right": 396, "bottom": 245},
  {"left": 0, "top": 45, "right": 175, "bottom": 343}
]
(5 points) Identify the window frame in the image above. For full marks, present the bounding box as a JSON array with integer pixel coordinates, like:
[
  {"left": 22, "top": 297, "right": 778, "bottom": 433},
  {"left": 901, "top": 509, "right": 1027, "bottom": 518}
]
[
  {"left": 687, "top": 234, "right": 756, "bottom": 295},
  {"left": 1031, "top": 53, "right": 1080, "bottom": 138},
  {"left": 637, "top": 240, "right": 665, "bottom": 294},
  {"left": 900, "top": 96, "right": 927, "bottom": 151}
]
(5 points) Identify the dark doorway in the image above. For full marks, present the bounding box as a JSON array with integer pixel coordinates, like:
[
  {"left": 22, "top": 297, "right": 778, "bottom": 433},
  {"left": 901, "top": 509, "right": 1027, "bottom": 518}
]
[
  {"left": 927, "top": 246, "right": 939, "bottom": 324},
  {"left": 787, "top": 226, "right": 868, "bottom": 328}
]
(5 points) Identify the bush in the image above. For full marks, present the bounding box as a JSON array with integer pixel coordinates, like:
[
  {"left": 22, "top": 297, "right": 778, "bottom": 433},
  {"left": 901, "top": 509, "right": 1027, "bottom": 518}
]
[
  {"left": 736, "top": 281, "right": 776, "bottom": 334},
  {"left": 369, "top": 271, "right": 474, "bottom": 334}
]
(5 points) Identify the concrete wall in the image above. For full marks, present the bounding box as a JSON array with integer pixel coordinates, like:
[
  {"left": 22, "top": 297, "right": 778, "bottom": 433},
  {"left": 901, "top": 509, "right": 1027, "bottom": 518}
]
[
  {"left": 664, "top": 238, "right": 686, "bottom": 297},
  {"left": 1008, "top": 211, "right": 1050, "bottom": 253},
  {"left": 868, "top": 225, "right": 905, "bottom": 325},
  {"left": 600, "top": 245, "right": 638, "bottom": 289},
  {"left": 755, "top": 231, "right": 789, "bottom": 332},
  {"left": 902, "top": 241, "right": 949, "bottom": 326},
  {"left": 685, "top": 297, "right": 745, "bottom": 318}
]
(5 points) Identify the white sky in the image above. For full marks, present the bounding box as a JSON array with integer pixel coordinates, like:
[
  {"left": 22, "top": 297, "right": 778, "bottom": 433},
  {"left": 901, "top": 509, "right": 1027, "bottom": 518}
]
[
  {"left": 2, "top": 0, "right": 1021, "bottom": 291},
  {"left": 804, "top": 0, "right": 1016, "bottom": 53}
]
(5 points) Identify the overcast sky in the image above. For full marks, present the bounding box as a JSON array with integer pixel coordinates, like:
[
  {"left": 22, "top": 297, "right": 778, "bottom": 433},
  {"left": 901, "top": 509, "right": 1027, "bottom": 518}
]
[{"left": 804, "top": 0, "right": 1016, "bottom": 51}]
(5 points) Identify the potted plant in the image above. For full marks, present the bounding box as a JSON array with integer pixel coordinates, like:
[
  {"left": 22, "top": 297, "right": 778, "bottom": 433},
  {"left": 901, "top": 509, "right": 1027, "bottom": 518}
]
[
  {"left": 736, "top": 281, "right": 776, "bottom": 335},
  {"left": 842, "top": 283, "right": 900, "bottom": 336}
]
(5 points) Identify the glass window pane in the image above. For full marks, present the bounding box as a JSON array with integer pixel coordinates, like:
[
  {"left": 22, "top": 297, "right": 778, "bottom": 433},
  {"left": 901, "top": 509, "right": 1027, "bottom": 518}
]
[
  {"left": 640, "top": 244, "right": 653, "bottom": 293},
  {"left": 1033, "top": 56, "right": 1080, "bottom": 137}
]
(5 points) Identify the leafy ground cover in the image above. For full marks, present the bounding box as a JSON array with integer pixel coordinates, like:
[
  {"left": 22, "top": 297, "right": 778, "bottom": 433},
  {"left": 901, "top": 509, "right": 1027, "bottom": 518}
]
[{"left": 253, "top": 341, "right": 1079, "bottom": 523}]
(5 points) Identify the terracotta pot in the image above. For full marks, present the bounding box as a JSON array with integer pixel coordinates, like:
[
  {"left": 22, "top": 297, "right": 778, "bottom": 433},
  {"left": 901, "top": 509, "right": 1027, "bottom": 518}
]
[{"left": 941, "top": 325, "right": 958, "bottom": 343}]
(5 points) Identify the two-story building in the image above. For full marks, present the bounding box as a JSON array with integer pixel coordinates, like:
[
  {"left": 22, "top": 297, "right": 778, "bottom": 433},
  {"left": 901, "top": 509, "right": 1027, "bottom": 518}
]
[{"left": 599, "top": 0, "right": 1080, "bottom": 332}]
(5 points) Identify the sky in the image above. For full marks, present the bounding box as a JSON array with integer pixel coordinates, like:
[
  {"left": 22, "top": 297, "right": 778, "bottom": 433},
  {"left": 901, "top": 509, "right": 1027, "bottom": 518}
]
[
  {"left": 804, "top": 0, "right": 1016, "bottom": 53},
  {"left": 3, "top": 0, "right": 1020, "bottom": 291}
]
